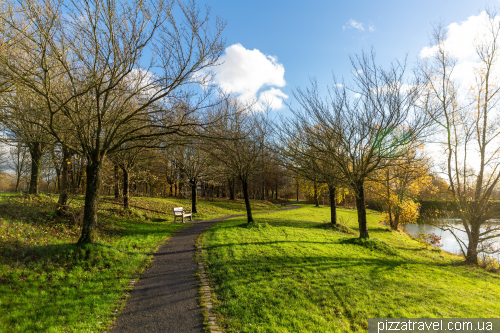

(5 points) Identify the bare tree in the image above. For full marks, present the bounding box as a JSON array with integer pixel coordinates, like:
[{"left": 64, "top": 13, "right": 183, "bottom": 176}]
[
  {"left": 206, "top": 100, "right": 269, "bottom": 223},
  {"left": 174, "top": 139, "right": 209, "bottom": 214},
  {"left": 277, "top": 129, "right": 342, "bottom": 224},
  {"left": 7, "top": 141, "right": 29, "bottom": 192},
  {"left": 0, "top": 0, "right": 226, "bottom": 243},
  {"left": 283, "top": 52, "right": 429, "bottom": 238},
  {"left": 110, "top": 143, "right": 155, "bottom": 209},
  {"left": 420, "top": 15, "right": 500, "bottom": 263},
  {"left": 0, "top": 87, "right": 54, "bottom": 194}
]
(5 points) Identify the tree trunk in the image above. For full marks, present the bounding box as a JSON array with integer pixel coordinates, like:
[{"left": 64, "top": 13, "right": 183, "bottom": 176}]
[
  {"left": 242, "top": 179, "right": 254, "bottom": 223},
  {"left": 466, "top": 223, "right": 480, "bottom": 263},
  {"left": 329, "top": 185, "right": 337, "bottom": 225},
  {"left": 228, "top": 178, "right": 235, "bottom": 200},
  {"left": 15, "top": 173, "right": 21, "bottom": 192},
  {"left": 76, "top": 162, "right": 84, "bottom": 192},
  {"left": 114, "top": 165, "right": 120, "bottom": 198},
  {"left": 28, "top": 142, "right": 43, "bottom": 194},
  {"left": 55, "top": 167, "right": 61, "bottom": 192},
  {"left": 314, "top": 182, "right": 319, "bottom": 207},
  {"left": 57, "top": 147, "right": 70, "bottom": 215},
  {"left": 355, "top": 181, "right": 369, "bottom": 238},
  {"left": 296, "top": 185, "right": 299, "bottom": 201},
  {"left": 191, "top": 178, "right": 197, "bottom": 213},
  {"left": 392, "top": 212, "right": 400, "bottom": 231},
  {"left": 78, "top": 160, "right": 102, "bottom": 244},
  {"left": 122, "top": 167, "right": 129, "bottom": 209},
  {"left": 388, "top": 205, "right": 395, "bottom": 230}
]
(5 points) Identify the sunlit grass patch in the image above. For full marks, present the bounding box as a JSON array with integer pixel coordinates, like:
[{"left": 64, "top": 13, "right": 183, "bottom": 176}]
[
  {"left": 201, "top": 205, "right": 500, "bottom": 332},
  {"left": 0, "top": 193, "right": 279, "bottom": 332}
]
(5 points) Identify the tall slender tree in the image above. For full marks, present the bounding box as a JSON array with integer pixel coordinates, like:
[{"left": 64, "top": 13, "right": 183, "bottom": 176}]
[{"left": 420, "top": 16, "right": 500, "bottom": 263}]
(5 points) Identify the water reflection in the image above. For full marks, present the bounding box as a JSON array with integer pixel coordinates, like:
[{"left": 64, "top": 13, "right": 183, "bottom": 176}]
[{"left": 402, "top": 219, "right": 500, "bottom": 259}]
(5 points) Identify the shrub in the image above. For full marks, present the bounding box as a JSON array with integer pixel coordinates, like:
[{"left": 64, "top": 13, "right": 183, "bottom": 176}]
[{"left": 382, "top": 197, "right": 420, "bottom": 229}]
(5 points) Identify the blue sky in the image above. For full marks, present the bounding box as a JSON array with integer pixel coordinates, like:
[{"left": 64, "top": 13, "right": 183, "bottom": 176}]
[{"left": 204, "top": 0, "right": 494, "bottom": 112}]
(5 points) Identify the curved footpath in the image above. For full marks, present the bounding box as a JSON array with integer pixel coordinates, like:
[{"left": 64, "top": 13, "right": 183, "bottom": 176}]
[{"left": 110, "top": 205, "right": 301, "bottom": 333}]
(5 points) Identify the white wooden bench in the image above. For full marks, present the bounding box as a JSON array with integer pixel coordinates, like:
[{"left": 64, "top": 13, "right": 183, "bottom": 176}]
[{"left": 173, "top": 207, "right": 192, "bottom": 223}]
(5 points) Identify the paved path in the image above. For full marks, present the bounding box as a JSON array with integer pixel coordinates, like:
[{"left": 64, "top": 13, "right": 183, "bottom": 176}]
[{"left": 111, "top": 206, "right": 300, "bottom": 333}]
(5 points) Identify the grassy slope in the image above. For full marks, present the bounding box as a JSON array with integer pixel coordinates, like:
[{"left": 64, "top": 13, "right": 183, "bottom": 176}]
[
  {"left": 0, "top": 193, "right": 279, "bottom": 332},
  {"left": 201, "top": 205, "right": 500, "bottom": 333}
]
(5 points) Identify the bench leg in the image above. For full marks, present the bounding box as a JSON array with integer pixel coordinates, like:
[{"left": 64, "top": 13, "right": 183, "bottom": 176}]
[{"left": 182, "top": 215, "right": 184, "bottom": 223}]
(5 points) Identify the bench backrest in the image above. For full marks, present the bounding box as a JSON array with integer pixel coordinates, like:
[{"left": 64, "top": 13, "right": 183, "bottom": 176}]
[{"left": 173, "top": 207, "right": 184, "bottom": 215}]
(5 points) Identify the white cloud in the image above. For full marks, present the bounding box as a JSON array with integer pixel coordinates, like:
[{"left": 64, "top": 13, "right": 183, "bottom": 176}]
[
  {"left": 127, "top": 68, "right": 159, "bottom": 98},
  {"left": 258, "top": 88, "right": 289, "bottom": 110},
  {"left": 354, "top": 93, "right": 362, "bottom": 99},
  {"left": 419, "top": 11, "right": 500, "bottom": 173},
  {"left": 211, "top": 43, "right": 287, "bottom": 110},
  {"left": 419, "top": 11, "right": 499, "bottom": 90},
  {"left": 343, "top": 19, "right": 364, "bottom": 31},
  {"left": 369, "top": 26, "right": 375, "bottom": 32}
]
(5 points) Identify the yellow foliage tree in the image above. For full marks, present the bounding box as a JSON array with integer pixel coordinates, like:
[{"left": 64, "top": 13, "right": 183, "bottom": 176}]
[{"left": 369, "top": 144, "right": 435, "bottom": 230}]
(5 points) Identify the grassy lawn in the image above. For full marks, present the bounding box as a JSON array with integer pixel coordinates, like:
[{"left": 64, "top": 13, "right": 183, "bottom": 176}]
[
  {"left": 0, "top": 193, "right": 278, "bottom": 332},
  {"left": 200, "top": 205, "right": 500, "bottom": 333}
]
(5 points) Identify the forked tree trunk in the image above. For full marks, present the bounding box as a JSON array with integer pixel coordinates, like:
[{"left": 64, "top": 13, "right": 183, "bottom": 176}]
[
  {"left": 78, "top": 160, "right": 102, "bottom": 244},
  {"left": 329, "top": 185, "right": 337, "bottom": 225},
  {"left": 122, "top": 168, "right": 129, "bottom": 209},
  {"left": 191, "top": 178, "right": 197, "bottom": 213},
  {"left": 242, "top": 179, "right": 254, "bottom": 223},
  {"left": 355, "top": 180, "right": 369, "bottom": 238},
  {"left": 28, "top": 142, "right": 43, "bottom": 194},
  {"left": 57, "top": 147, "right": 70, "bottom": 215}
]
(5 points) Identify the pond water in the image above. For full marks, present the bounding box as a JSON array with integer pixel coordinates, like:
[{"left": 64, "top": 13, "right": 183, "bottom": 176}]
[{"left": 402, "top": 219, "right": 500, "bottom": 260}]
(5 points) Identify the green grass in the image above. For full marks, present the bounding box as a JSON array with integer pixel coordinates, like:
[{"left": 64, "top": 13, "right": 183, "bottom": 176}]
[
  {"left": 200, "top": 205, "right": 500, "bottom": 333},
  {"left": 0, "top": 193, "right": 279, "bottom": 332}
]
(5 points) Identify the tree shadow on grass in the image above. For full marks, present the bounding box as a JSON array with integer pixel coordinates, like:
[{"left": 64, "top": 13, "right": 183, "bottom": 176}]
[
  {"left": 150, "top": 217, "right": 170, "bottom": 223},
  {"left": 0, "top": 241, "right": 146, "bottom": 267},
  {"left": 0, "top": 241, "right": 143, "bottom": 332},
  {"left": 205, "top": 253, "right": 484, "bottom": 331}
]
